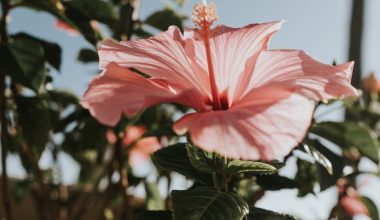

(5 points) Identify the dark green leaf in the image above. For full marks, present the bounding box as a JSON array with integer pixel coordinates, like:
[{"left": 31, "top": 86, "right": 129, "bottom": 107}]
[
  {"left": 361, "top": 196, "right": 379, "bottom": 220},
  {"left": 66, "top": 0, "right": 118, "bottom": 25},
  {"left": 306, "top": 139, "right": 345, "bottom": 191},
  {"left": 302, "top": 144, "right": 332, "bottom": 175},
  {"left": 77, "top": 48, "right": 98, "bottom": 63},
  {"left": 345, "top": 123, "right": 380, "bottom": 163},
  {"left": 16, "top": 96, "right": 51, "bottom": 158},
  {"left": 127, "top": 171, "right": 143, "bottom": 187},
  {"left": 172, "top": 187, "right": 249, "bottom": 220},
  {"left": 247, "top": 207, "right": 299, "bottom": 220},
  {"left": 142, "top": 125, "right": 176, "bottom": 138},
  {"left": 186, "top": 144, "right": 279, "bottom": 175},
  {"left": 186, "top": 144, "right": 214, "bottom": 173},
  {"left": 234, "top": 178, "right": 262, "bottom": 203},
  {"left": 152, "top": 144, "right": 213, "bottom": 185},
  {"left": 0, "top": 39, "right": 46, "bottom": 92},
  {"left": 145, "top": 8, "right": 185, "bottom": 31},
  {"left": 135, "top": 211, "right": 172, "bottom": 220},
  {"left": 61, "top": 111, "right": 108, "bottom": 164},
  {"left": 14, "top": 0, "right": 101, "bottom": 45},
  {"left": 145, "top": 182, "right": 165, "bottom": 210},
  {"left": 134, "top": 26, "right": 153, "bottom": 38},
  {"left": 12, "top": 33, "right": 62, "bottom": 70},
  {"left": 263, "top": 160, "right": 286, "bottom": 169},
  {"left": 61, "top": 2, "right": 103, "bottom": 45},
  {"left": 294, "top": 159, "right": 318, "bottom": 197},
  {"left": 256, "top": 175, "right": 298, "bottom": 191},
  {"left": 309, "top": 122, "right": 346, "bottom": 147},
  {"left": 48, "top": 90, "right": 78, "bottom": 109},
  {"left": 310, "top": 122, "right": 380, "bottom": 163},
  {"left": 12, "top": 180, "right": 33, "bottom": 202},
  {"left": 13, "top": 0, "right": 72, "bottom": 25}
]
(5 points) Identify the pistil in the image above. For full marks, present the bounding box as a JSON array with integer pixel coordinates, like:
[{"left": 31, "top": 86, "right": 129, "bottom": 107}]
[
  {"left": 203, "top": 25, "right": 222, "bottom": 110},
  {"left": 192, "top": 1, "right": 222, "bottom": 110}
]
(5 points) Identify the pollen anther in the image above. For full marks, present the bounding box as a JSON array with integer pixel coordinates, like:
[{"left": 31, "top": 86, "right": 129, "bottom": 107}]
[{"left": 192, "top": 2, "right": 218, "bottom": 28}]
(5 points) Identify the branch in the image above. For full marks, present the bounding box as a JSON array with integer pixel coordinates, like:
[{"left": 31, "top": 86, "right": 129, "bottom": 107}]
[
  {"left": 0, "top": 0, "right": 13, "bottom": 219},
  {"left": 114, "top": 138, "right": 132, "bottom": 220},
  {"left": 348, "top": 0, "right": 365, "bottom": 88},
  {"left": 19, "top": 141, "right": 55, "bottom": 220}
]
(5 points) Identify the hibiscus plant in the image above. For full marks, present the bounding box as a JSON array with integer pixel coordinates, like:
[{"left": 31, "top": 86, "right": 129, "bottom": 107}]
[{"left": 0, "top": 0, "right": 379, "bottom": 220}]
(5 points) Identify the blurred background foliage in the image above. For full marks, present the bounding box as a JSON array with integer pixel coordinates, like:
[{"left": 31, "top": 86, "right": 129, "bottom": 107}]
[{"left": 0, "top": 0, "right": 379, "bottom": 220}]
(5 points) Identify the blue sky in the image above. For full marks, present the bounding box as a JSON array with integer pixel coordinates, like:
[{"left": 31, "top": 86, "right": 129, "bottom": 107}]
[
  {"left": 6, "top": 0, "right": 380, "bottom": 95},
  {"left": 2, "top": 0, "right": 380, "bottom": 219}
]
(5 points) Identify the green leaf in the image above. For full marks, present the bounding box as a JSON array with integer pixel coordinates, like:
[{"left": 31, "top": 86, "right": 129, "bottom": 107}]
[
  {"left": 60, "top": 111, "right": 108, "bottom": 164},
  {"left": 345, "top": 123, "right": 380, "bottom": 163},
  {"left": 16, "top": 0, "right": 106, "bottom": 45},
  {"left": 66, "top": 0, "right": 118, "bottom": 25},
  {"left": 15, "top": 96, "right": 51, "bottom": 158},
  {"left": 306, "top": 139, "right": 344, "bottom": 190},
  {"left": 247, "top": 207, "right": 299, "bottom": 220},
  {"left": 256, "top": 175, "right": 298, "bottom": 191},
  {"left": 61, "top": 2, "right": 102, "bottom": 45},
  {"left": 142, "top": 125, "right": 176, "bottom": 138},
  {"left": 234, "top": 178, "right": 262, "bottom": 203},
  {"left": 309, "top": 122, "right": 346, "bottom": 147},
  {"left": 12, "top": 33, "right": 62, "bottom": 70},
  {"left": 310, "top": 122, "right": 380, "bottom": 163},
  {"left": 135, "top": 211, "right": 172, "bottom": 220},
  {"left": 145, "top": 8, "right": 186, "bottom": 31},
  {"left": 145, "top": 182, "right": 165, "bottom": 210},
  {"left": 0, "top": 39, "right": 46, "bottom": 92},
  {"left": 48, "top": 90, "right": 78, "bottom": 109},
  {"left": 186, "top": 144, "right": 214, "bottom": 173},
  {"left": 77, "top": 48, "right": 98, "bottom": 63},
  {"left": 294, "top": 159, "right": 318, "bottom": 197},
  {"left": 172, "top": 187, "right": 249, "bottom": 220},
  {"left": 264, "top": 160, "right": 286, "bottom": 169},
  {"left": 227, "top": 160, "right": 277, "bottom": 175},
  {"left": 302, "top": 144, "right": 332, "bottom": 175},
  {"left": 361, "top": 196, "right": 379, "bottom": 220},
  {"left": 13, "top": 0, "right": 70, "bottom": 24},
  {"left": 152, "top": 144, "right": 213, "bottom": 185},
  {"left": 186, "top": 144, "right": 279, "bottom": 175},
  {"left": 12, "top": 180, "right": 33, "bottom": 202}
]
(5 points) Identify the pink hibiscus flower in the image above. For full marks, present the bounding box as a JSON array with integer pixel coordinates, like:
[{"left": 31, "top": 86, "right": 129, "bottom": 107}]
[
  {"left": 123, "top": 126, "right": 161, "bottom": 166},
  {"left": 81, "top": 2, "right": 358, "bottom": 160},
  {"left": 106, "top": 126, "right": 161, "bottom": 165},
  {"left": 340, "top": 187, "right": 369, "bottom": 217},
  {"left": 55, "top": 20, "right": 98, "bottom": 36},
  {"left": 55, "top": 20, "right": 79, "bottom": 36}
]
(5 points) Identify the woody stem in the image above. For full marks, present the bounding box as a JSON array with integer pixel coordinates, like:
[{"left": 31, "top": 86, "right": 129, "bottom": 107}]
[{"left": 0, "top": 0, "right": 13, "bottom": 219}]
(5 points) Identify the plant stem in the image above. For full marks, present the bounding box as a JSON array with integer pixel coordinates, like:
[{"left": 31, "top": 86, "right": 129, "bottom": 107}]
[
  {"left": 115, "top": 137, "right": 132, "bottom": 220},
  {"left": 348, "top": 0, "right": 364, "bottom": 88},
  {"left": 0, "top": 79, "right": 12, "bottom": 220},
  {"left": 165, "top": 172, "right": 172, "bottom": 210},
  {"left": 222, "top": 157, "right": 229, "bottom": 192},
  {"left": 0, "top": 0, "right": 13, "bottom": 219},
  {"left": 19, "top": 142, "right": 54, "bottom": 220}
]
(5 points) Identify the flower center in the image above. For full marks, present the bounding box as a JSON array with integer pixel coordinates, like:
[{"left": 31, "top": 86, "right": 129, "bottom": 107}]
[{"left": 192, "top": 1, "right": 223, "bottom": 110}]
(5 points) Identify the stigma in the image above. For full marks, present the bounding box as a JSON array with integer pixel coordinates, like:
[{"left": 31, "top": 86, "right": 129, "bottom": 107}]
[{"left": 192, "top": 1, "right": 218, "bottom": 29}]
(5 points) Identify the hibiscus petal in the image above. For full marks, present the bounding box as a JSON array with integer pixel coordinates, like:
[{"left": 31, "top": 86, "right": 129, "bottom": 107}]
[
  {"left": 98, "top": 26, "right": 211, "bottom": 99},
  {"left": 183, "top": 21, "right": 283, "bottom": 104},
  {"left": 174, "top": 90, "right": 314, "bottom": 160},
  {"left": 81, "top": 62, "right": 209, "bottom": 126},
  {"left": 240, "top": 50, "right": 358, "bottom": 102}
]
